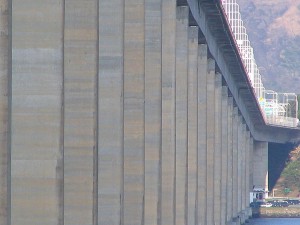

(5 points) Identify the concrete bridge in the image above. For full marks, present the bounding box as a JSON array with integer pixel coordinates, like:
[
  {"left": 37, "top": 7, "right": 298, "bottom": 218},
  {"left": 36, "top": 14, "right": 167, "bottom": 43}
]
[{"left": 0, "top": 0, "right": 299, "bottom": 224}]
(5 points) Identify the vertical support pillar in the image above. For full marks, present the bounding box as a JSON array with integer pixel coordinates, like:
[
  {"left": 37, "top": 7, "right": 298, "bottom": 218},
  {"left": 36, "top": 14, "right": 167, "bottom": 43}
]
[
  {"left": 175, "top": 6, "right": 188, "bottom": 225},
  {"left": 11, "top": 1, "right": 64, "bottom": 224},
  {"left": 0, "top": 0, "right": 9, "bottom": 224},
  {"left": 214, "top": 73, "right": 222, "bottom": 225},
  {"left": 161, "top": 0, "right": 176, "bottom": 224},
  {"left": 226, "top": 97, "right": 233, "bottom": 223},
  {"left": 232, "top": 107, "right": 238, "bottom": 218},
  {"left": 98, "top": 0, "right": 124, "bottom": 224},
  {"left": 197, "top": 44, "right": 207, "bottom": 225},
  {"left": 241, "top": 123, "right": 246, "bottom": 210},
  {"left": 221, "top": 87, "right": 228, "bottom": 225},
  {"left": 187, "top": 26, "right": 198, "bottom": 225},
  {"left": 253, "top": 141, "right": 269, "bottom": 198},
  {"left": 144, "top": 0, "right": 162, "bottom": 224},
  {"left": 123, "top": 0, "right": 145, "bottom": 224},
  {"left": 206, "top": 58, "right": 215, "bottom": 225},
  {"left": 245, "top": 130, "right": 250, "bottom": 208},
  {"left": 249, "top": 137, "right": 254, "bottom": 198},
  {"left": 64, "top": 1, "right": 98, "bottom": 224},
  {"left": 237, "top": 116, "right": 243, "bottom": 213}
]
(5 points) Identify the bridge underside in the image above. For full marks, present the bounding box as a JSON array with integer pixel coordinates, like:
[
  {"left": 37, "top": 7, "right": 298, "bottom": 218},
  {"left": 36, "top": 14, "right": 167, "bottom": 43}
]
[{"left": 0, "top": 0, "right": 298, "bottom": 225}]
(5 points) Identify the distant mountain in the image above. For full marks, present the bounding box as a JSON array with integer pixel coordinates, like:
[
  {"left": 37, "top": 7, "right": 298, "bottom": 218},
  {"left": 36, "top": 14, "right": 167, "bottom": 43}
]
[{"left": 236, "top": 0, "right": 300, "bottom": 93}]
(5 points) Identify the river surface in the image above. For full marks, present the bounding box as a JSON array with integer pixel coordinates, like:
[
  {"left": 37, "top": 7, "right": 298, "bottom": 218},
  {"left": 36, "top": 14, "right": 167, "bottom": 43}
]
[{"left": 250, "top": 218, "right": 300, "bottom": 224}]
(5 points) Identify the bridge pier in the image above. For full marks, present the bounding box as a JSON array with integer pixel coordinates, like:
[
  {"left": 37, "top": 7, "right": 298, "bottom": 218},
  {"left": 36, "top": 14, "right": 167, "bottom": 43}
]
[
  {"left": 197, "top": 43, "right": 208, "bottom": 225},
  {"left": 253, "top": 141, "right": 269, "bottom": 197},
  {"left": 221, "top": 86, "right": 229, "bottom": 225}
]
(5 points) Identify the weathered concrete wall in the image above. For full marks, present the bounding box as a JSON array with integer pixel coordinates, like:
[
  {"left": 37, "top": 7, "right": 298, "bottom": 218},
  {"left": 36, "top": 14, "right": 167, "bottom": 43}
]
[{"left": 0, "top": 0, "right": 286, "bottom": 224}]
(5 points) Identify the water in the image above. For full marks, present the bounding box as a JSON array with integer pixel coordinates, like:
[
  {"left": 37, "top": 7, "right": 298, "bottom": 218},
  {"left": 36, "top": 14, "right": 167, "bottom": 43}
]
[{"left": 250, "top": 218, "right": 300, "bottom": 225}]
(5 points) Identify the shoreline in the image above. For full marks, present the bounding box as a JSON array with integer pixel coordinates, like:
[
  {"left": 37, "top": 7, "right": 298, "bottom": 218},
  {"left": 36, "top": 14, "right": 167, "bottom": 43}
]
[{"left": 252, "top": 207, "right": 300, "bottom": 218}]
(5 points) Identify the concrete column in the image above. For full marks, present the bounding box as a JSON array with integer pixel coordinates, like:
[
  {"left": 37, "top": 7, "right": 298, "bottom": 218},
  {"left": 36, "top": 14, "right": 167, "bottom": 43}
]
[
  {"left": 241, "top": 124, "right": 248, "bottom": 223},
  {"left": 11, "top": 1, "right": 64, "bottom": 224},
  {"left": 206, "top": 58, "right": 216, "bottom": 225},
  {"left": 64, "top": 1, "right": 98, "bottom": 224},
  {"left": 214, "top": 73, "right": 222, "bottom": 225},
  {"left": 245, "top": 130, "right": 250, "bottom": 208},
  {"left": 0, "top": 0, "right": 9, "bottom": 224},
  {"left": 175, "top": 6, "right": 188, "bottom": 225},
  {"left": 187, "top": 26, "right": 198, "bottom": 225},
  {"left": 197, "top": 44, "right": 207, "bottom": 225},
  {"left": 161, "top": 0, "right": 176, "bottom": 224},
  {"left": 237, "top": 116, "right": 243, "bottom": 213},
  {"left": 249, "top": 137, "right": 254, "bottom": 196},
  {"left": 144, "top": 0, "right": 162, "bottom": 224},
  {"left": 226, "top": 97, "right": 233, "bottom": 223},
  {"left": 98, "top": 1, "right": 124, "bottom": 224},
  {"left": 221, "top": 87, "right": 228, "bottom": 225},
  {"left": 123, "top": 0, "right": 145, "bottom": 224},
  {"left": 253, "top": 141, "right": 269, "bottom": 196},
  {"left": 232, "top": 107, "right": 238, "bottom": 218},
  {"left": 241, "top": 123, "right": 246, "bottom": 210}
]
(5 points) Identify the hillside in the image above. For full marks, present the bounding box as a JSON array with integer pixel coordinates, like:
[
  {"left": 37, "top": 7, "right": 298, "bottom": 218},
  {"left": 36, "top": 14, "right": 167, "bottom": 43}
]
[
  {"left": 236, "top": 0, "right": 300, "bottom": 93},
  {"left": 270, "top": 145, "right": 300, "bottom": 198}
]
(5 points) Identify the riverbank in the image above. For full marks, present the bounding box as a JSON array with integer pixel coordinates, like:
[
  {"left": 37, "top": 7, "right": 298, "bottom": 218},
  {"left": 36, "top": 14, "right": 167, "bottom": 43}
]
[{"left": 252, "top": 207, "right": 300, "bottom": 218}]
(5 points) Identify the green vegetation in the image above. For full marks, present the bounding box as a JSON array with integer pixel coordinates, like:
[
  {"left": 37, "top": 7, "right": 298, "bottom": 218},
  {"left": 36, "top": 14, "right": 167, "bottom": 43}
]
[
  {"left": 282, "top": 159, "right": 300, "bottom": 190},
  {"left": 274, "top": 147, "right": 300, "bottom": 197}
]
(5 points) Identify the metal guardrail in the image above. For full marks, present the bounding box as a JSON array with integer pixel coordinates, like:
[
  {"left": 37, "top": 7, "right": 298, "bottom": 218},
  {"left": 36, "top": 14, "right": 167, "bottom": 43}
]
[{"left": 221, "top": 0, "right": 299, "bottom": 127}]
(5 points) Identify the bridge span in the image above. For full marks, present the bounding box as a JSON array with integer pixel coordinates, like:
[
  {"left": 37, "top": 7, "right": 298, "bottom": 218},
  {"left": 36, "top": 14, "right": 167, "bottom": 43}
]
[{"left": 0, "top": 0, "right": 299, "bottom": 224}]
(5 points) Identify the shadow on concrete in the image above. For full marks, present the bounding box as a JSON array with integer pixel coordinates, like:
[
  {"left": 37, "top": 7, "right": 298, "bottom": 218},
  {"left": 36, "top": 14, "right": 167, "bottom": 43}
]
[{"left": 268, "top": 142, "right": 295, "bottom": 192}]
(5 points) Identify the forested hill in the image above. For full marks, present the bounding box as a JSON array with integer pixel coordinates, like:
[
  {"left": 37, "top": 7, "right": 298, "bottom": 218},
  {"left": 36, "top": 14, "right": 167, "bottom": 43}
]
[
  {"left": 269, "top": 144, "right": 300, "bottom": 197},
  {"left": 236, "top": 0, "right": 300, "bottom": 93}
]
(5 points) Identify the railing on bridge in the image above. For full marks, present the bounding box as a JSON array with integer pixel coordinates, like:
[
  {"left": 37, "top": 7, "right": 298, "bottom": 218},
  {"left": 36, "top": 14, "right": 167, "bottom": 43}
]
[{"left": 220, "top": 0, "right": 299, "bottom": 127}]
